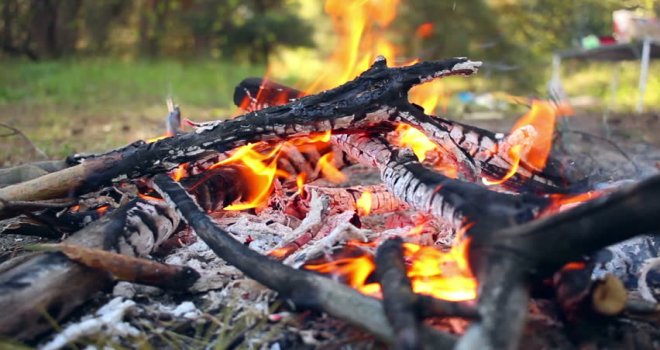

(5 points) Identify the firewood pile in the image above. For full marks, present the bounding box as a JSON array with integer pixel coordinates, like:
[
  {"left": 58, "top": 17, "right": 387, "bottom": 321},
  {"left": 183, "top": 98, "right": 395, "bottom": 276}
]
[{"left": 0, "top": 57, "right": 659, "bottom": 349}]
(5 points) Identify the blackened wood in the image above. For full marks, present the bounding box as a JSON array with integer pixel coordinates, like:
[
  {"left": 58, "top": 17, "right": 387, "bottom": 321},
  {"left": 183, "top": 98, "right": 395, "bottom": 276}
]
[
  {"left": 375, "top": 237, "right": 421, "bottom": 350},
  {"left": 333, "top": 134, "right": 547, "bottom": 236},
  {"left": 462, "top": 174, "right": 660, "bottom": 350},
  {"left": 234, "top": 77, "right": 573, "bottom": 194},
  {"left": 456, "top": 253, "right": 528, "bottom": 350},
  {"left": 37, "top": 243, "right": 199, "bottom": 291},
  {"left": 151, "top": 174, "right": 456, "bottom": 349},
  {"left": 0, "top": 57, "right": 479, "bottom": 208},
  {"left": 234, "top": 77, "right": 305, "bottom": 112},
  {"left": 0, "top": 198, "right": 179, "bottom": 340},
  {"left": 476, "top": 173, "right": 660, "bottom": 275}
]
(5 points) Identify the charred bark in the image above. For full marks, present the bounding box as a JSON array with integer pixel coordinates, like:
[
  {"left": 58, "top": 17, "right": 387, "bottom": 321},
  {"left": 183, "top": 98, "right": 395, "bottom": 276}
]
[
  {"left": 0, "top": 198, "right": 179, "bottom": 340},
  {"left": 151, "top": 174, "right": 457, "bottom": 349},
  {"left": 333, "top": 133, "right": 547, "bottom": 235},
  {"left": 375, "top": 237, "right": 422, "bottom": 350},
  {"left": 234, "top": 77, "right": 574, "bottom": 194},
  {"left": 0, "top": 58, "right": 478, "bottom": 209},
  {"left": 461, "top": 173, "right": 660, "bottom": 350}
]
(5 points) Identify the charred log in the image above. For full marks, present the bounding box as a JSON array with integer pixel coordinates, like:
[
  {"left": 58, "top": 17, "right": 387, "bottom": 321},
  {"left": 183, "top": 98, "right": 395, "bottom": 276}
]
[
  {"left": 0, "top": 198, "right": 179, "bottom": 340},
  {"left": 333, "top": 133, "right": 547, "bottom": 235},
  {"left": 234, "top": 77, "right": 574, "bottom": 194},
  {"left": 461, "top": 173, "right": 660, "bottom": 350},
  {"left": 151, "top": 174, "right": 456, "bottom": 348},
  {"left": 375, "top": 237, "right": 422, "bottom": 350}
]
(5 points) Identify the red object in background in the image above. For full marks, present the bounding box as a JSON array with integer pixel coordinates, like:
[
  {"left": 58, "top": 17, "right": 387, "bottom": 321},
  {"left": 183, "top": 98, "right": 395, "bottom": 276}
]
[
  {"left": 415, "top": 22, "right": 434, "bottom": 39},
  {"left": 599, "top": 36, "right": 616, "bottom": 46}
]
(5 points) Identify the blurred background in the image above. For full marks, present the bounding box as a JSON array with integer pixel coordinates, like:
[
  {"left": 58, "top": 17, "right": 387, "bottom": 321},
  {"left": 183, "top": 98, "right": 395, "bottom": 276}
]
[{"left": 0, "top": 0, "right": 659, "bottom": 163}]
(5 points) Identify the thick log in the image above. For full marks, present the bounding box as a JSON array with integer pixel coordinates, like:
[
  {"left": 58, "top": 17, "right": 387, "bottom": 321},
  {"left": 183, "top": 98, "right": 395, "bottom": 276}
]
[
  {"left": 333, "top": 134, "right": 547, "bottom": 235},
  {"left": 0, "top": 198, "right": 179, "bottom": 340},
  {"left": 151, "top": 174, "right": 457, "bottom": 349},
  {"left": 0, "top": 58, "right": 480, "bottom": 211},
  {"left": 234, "top": 77, "right": 573, "bottom": 194},
  {"left": 461, "top": 173, "right": 660, "bottom": 350},
  {"left": 375, "top": 237, "right": 422, "bottom": 350}
]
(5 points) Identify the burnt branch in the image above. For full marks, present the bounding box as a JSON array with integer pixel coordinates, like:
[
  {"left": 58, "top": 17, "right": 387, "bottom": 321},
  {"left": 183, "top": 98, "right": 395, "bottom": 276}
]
[
  {"left": 234, "top": 77, "right": 573, "bottom": 194},
  {"left": 375, "top": 237, "right": 422, "bottom": 350},
  {"left": 151, "top": 174, "right": 456, "bottom": 349},
  {"left": 0, "top": 198, "right": 179, "bottom": 340},
  {"left": 461, "top": 173, "right": 660, "bottom": 350},
  {"left": 333, "top": 133, "right": 547, "bottom": 235}
]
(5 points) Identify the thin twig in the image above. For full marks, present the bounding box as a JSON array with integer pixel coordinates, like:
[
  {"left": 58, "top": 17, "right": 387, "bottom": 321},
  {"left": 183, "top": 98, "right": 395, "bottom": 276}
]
[{"left": 0, "top": 122, "right": 48, "bottom": 159}]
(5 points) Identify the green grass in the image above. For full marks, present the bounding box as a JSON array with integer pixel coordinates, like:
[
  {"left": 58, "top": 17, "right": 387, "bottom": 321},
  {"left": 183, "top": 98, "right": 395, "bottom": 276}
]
[
  {"left": 0, "top": 59, "right": 264, "bottom": 110},
  {"left": 0, "top": 59, "right": 264, "bottom": 162},
  {"left": 559, "top": 60, "right": 660, "bottom": 112}
]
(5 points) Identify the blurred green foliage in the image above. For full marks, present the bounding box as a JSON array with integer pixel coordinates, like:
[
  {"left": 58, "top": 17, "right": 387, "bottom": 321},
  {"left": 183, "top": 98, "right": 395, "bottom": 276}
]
[
  {"left": 0, "top": 0, "right": 313, "bottom": 63},
  {"left": 0, "top": 0, "right": 658, "bottom": 107}
]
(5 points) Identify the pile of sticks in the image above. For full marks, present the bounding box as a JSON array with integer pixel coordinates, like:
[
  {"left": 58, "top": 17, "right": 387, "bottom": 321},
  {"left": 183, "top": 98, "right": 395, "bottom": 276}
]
[{"left": 0, "top": 57, "right": 659, "bottom": 349}]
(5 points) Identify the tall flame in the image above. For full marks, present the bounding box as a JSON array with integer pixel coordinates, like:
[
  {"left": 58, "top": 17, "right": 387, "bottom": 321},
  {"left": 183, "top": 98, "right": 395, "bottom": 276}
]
[
  {"left": 483, "top": 100, "right": 557, "bottom": 185},
  {"left": 511, "top": 100, "right": 557, "bottom": 170},
  {"left": 304, "top": 0, "right": 400, "bottom": 93}
]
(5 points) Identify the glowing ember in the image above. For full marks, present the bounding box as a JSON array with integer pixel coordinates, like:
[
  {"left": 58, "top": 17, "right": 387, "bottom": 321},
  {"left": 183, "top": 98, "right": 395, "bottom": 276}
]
[
  {"left": 356, "top": 190, "right": 373, "bottom": 216},
  {"left": 482, "top": 144, "right": 523, "bottom": 186},
  {"left": 544, "top": 190, "right": 603, "bottom": 214},
  {"left": 393, "top": 124, "right": 439, "bottom": 162},
  {"left": 305, "top": 231, "right": 477, "bottom": 302},
  {"left": 170, "top": 164, "right": 187, "bottom": 182}
]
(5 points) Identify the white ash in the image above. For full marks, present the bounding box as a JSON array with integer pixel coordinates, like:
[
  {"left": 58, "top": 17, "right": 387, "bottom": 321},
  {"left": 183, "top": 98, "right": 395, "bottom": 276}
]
[
  {"left": 591, "top": 234, "right": 660, "bottom": 290},
  {"left": 166, "top": 301, "right": 201, "bottom": 319},
  {"left": 223, "top": 215, "right": 292, "bottom": 253},
  {"left": 638, "top": 257, "right": 660, "bottom": 302},
  {"left": 164, "top": 239, "right": 242, "bottom": 292},
  {"left": 41, "top": 297, "right": 139, "bottom": 350},
  {"left": 285, "top": 219, "right": 370, "bottom": 267},
  {"left": 280, "top": 191, "right": 328, "bottom": 245}
]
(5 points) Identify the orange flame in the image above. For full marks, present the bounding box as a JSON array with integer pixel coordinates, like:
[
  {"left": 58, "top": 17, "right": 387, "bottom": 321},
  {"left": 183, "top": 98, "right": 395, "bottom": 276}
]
[
  {"left": 482, "top": 101, "right": 557, "bottom": 186},
  {"left": 305, "top": 255, "right": 381, "bottom": 295},
  {"left": 511, "top": 100, "right": 557, "bottom": 170},
  {"left": 305, "top": 226, "right": 477, "bottom": 302},
  {"left": 404, "top": 239, "right": 477, "bottom": 301},
  {"left": 296, "top": 173, "right": 307, "bottom": 196},
  {"left": 409, "top": 80, "right": 448, "bottom": 115},
  {"left": 393, "top": 124, "right": 439, "bottom": 162},
  {"left": 304, "top": 0, "right": 400, "bottom": 93},
  {"left": 206, "top": 132, "right": 344, "bottom": 210},
  {"left": 210, "top": 143, "right": 288, "bottom": 211},
  {"left": 356, "top": 190, "right": 373, "bottom": 216},
  {"left": 482, "top": 144, "right": 523, "bottom": 186},
  {"left": 317, "top": 152, "right": 347, "bottom": 183}
]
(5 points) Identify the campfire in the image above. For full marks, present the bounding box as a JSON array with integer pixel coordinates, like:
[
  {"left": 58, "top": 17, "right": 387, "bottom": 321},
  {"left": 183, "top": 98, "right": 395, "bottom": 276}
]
[{"left": 1, "top": 2, "right": 659, "bottom": 349}]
